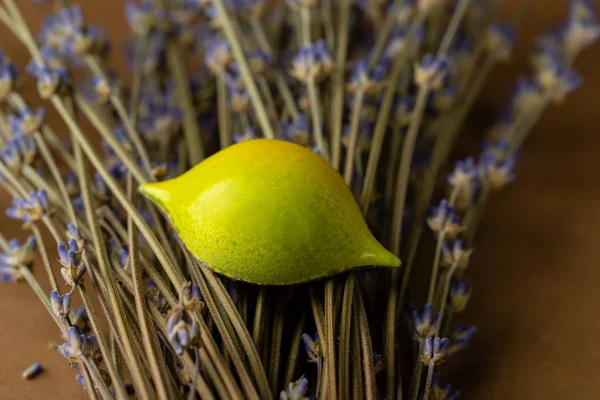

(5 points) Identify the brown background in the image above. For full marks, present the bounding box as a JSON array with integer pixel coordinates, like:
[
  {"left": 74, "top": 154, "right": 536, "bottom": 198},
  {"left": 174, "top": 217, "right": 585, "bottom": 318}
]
[{"left": 0, "top": 1, "right": 598, "bottom": 399}]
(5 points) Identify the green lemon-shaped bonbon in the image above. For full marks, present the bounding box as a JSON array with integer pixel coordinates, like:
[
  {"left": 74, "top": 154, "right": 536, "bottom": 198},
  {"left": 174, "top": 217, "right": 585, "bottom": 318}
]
[{"left": 139, "top": 139, "right": 400, "bottom": 285}]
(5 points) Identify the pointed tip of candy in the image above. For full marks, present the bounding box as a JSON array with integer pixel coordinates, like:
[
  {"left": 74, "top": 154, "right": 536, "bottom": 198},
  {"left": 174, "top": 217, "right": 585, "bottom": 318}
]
[
  {"left": 361, "top": 241, "right": 401, "bottom": 269},
  {"left": 139, "top": 181, "right": 172, "bottom": 210}
]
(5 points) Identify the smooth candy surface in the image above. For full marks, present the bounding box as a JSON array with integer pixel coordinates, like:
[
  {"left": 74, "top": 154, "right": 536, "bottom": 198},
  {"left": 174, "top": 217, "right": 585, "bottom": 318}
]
[{"left": 140, "top": 139, "right": 400, "bottom": 285}]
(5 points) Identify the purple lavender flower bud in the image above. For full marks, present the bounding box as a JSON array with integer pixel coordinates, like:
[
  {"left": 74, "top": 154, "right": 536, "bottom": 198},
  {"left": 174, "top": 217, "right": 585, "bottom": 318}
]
[
  {"left": 58, "top": 240, "right": 86, "bottom": 288},
  {"left": 426, "top": 200, "right": 462, "bottom": 239},
  {"left": 75, "top": 375, "right": 87, "bottom": 391},
  {"left": 50, "top": 290, "right": 71, "bottom": 318},
  {"left": 59, "top": 326, "right": 101, "bottom": 368},
  {"left": 280, "top": 376, "right": 309, "bottom": 400},
  {"left": 6, "top": 190, "right": 50, "bottom": 223},
  {"left": 449, "top": 279, "right": 472, "bottom": 313},
  {"left": 536, "top": 60, "right": 583, "bottom": 103},
  {"left": 125, "top": 1, "right": 159, "bottom": 36},
  {"left": 447, "top": 325, "right": 477, "bottom": 356},
  {"left": 204, "top": 37, "right": 231, "bottom": 74},
  {"left": 301, "top": 332, "right": 322, "bottom": 362},
  {"left": 166, "top": 304, "right": 200, "bottom": 355},
  {"left": 432, "top": 375, "right": 461, "bottom": 400},
  {"left": 26, "top": 60, "right": 68, "bottom": 99},
  {"left": 441, "top": 240, "right": 473, "bottom": 269},
  {"left": 283, "top": 114, "right": 311, "bottom": 145},
  {"left": 66, "top": 224, "right": 86, "bottom": 250},
  {"left": 421, "top": 337, "right": 449, "bottom": 365},
  {"left": 70, "top": 305, "right": 91, "bottom": 334},
  {"left": 22, "top": 363, "right": 43, "bottom": 380},
  {"left": 484, "top": 23, "right": 515, "bottom": 61},
  {"left": 0, "top": 51, "right": 17, "bottom": 101},
  {"left": 8, "top": 107, "right": 45, "bottom": 135},
  {"left": 412, "top": 303, "right": 439, "bottom": 338},
  {"left": 414, "top": 54, "right": 450, "bottom": 89},
  {"left": 479, "top": 152, "right": 516, "bottom": 190}
]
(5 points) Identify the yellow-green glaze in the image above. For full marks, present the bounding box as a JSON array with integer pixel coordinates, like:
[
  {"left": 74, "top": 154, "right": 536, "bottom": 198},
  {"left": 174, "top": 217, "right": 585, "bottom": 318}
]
[{"left": 139, "top": 139, "right": 400, "bottom": 285}]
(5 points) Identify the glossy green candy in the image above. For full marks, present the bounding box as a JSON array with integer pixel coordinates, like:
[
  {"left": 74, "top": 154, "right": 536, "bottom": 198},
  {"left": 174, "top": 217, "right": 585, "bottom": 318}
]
[{"left": 139, "top": 139, "right": 400, "bottom": 285}]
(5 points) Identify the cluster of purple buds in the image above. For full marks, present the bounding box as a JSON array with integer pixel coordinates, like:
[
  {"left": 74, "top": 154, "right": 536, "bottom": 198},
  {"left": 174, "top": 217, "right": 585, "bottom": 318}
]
[
  {"left": 446, "top": 157, "right": 479, "bottom": 211},
  {"left": 433, "top": 375, "right": 461, "bottom": 400},
  {"left": 414, "top": 54, "right": 450, "bottom": 90},
  {"left": 58, "top": 239, "right": 86, "bottom": 289},
  {"left": 166, "top": 283, "right": 201, "bottom": 355},
  {"left": 449, "top": 279, "right": 472, "bottom": 313},
  {"left": 0, "top": 236, "right": 37, "bottom": 282},
  {"left": 280, "top": 376, "right": 310, "bottom": 400},
  {"left": 291, "top": 40, "right": 333, "bottom": 82},
  {"left": 0, "top": 51, "right": 17, "bottom": 101},
  {"left": 0, "top": 135, "right": 37, "bottom": 176},
  {"left": 427, "top": 199, "right": 462, "bottom": 239},
  {"left": 412, "top": 303, "right": 439, "bottom": 338},
  {"left": 25, "top": 60, "right": 68, "bottom": 99},
  {"left": 58, "top": 326, "right": 102, "bottom": 368},
  {"left": 447, "top": 325, "right": 477, "bottom": 356},
  {"left": 50, "top": 290, "right": 72, "bottom": 320},
  {"left": 421, "top": 336, "right": 450, "bottom": 365},
  {"left": 6, "top": 189, "right": 50, "bottom": 223},
  {"left": 441, "top": 240, "right": 473, "bottom": 270},
  {"left": 9, "top": 107, "right": 45, "bottom": 136},
  {"left": 301, "top": 332, "right": 322, "bottom": 363}
]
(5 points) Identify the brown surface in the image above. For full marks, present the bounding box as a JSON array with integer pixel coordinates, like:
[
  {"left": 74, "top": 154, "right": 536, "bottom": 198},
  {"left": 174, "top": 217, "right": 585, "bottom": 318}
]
[{"left": 0, "top": 1, "right": 599, "bottom": 399}]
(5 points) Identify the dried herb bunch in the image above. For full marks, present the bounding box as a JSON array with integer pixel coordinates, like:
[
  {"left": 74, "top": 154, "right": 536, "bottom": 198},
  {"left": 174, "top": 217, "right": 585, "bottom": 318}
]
[{"left": 0, "top": 0, "right": 597, "bottom": 399}]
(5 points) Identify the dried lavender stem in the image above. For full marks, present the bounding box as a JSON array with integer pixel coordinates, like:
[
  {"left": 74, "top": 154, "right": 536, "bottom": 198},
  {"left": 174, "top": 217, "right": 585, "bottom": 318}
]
[
  {"left": 435, "top": 262, "right": 459, "bottom": 336},
  {"left": 356, "top": 286, "right": 376, "bottom": 400},
  {"left": 30, "top": 224, "right": 59, "bottom": 292},
  {"left": 212, "top": 0, "right": 275, "bottom": 139},
  {"left": 338, "top": 275, "right": 354, "bottom": 400},
  {"left": 191, "top": 260, "right": 261, "bottom": 400},
  {"left": 360, "top": 13, "right": 425, "bottom": 212},
  {"left": 269, "top": 296, "right": 285, "bottom": 394},
  {"left": 78, "top": 284, "right": 130, "bottom": 400},
  {"left": 390, "top": 84, "right": 430, "bottom": 254},
  {"left": 19, "top": 265, "right": 56, "bottom": 322},
  {"left": 51, "top": 97, "right": 185, "bottom": 287},
  {"left": 421, "top": 362, "right": 435, "bottom": 400},
  {"left": 166, "top": 44, "right": 205, "bottom": 165},
  {"left": 426, "top": 188, "right": 461, "bottom": 307},
  {"left": 80, "top": 356, "right": 113, "bottom": 400},
  {"left": 400, "top": 56, "right": 495, "bottom": 306},
  {"left": 252, "top": 287, "right": 266, "bottom": 350},
  {"left": 83, "top": 55, "right": 153, "bottom": 173},
  {"left": 300, "top": 8, "right": 329, "bottom": 160},
  {"left": 343, "top": 88, "right": 365, "bottom": 184},
  {"left": 200, "top": 266, "right": 273, "bottom": 399},
  {"left": 126, "top": 175, "right": 172, "bottom": 400},
  {"left": 72, "top": 128, "right": 155, "bottom": 399},
  {"left": 217, "top": 73, "right": 231, "bottom": 148},
  {"left": 284, "top": 311, "right": 306, "bottom": 386},
  {"left": 74, "top": 93, "right": 150, "bottom": 183},
  {"left": 324, "top": 280, "right": 338, "bottom": 400},
  {"left": 438, "top": 0, "right": 471, "bottom": 56},
  {"left": 79, "top": 362, "right": 100, "bottom": 400},
  {"left": 329, "top": 0, "right": 351, "bottom": 169}
]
